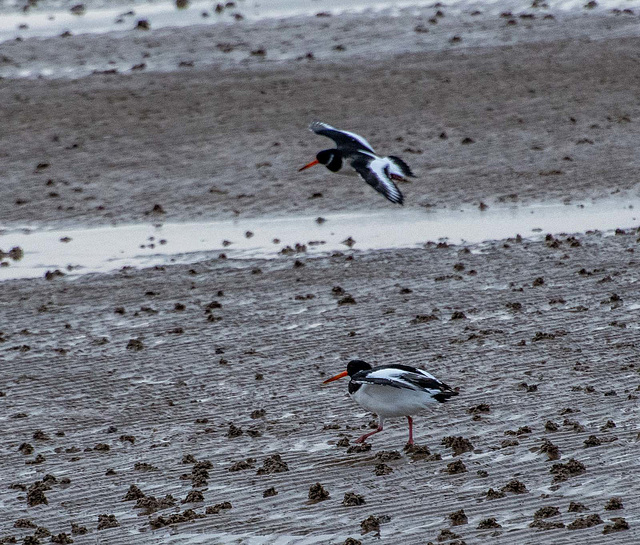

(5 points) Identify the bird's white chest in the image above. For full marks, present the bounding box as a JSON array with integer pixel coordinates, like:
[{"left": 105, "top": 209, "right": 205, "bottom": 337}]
[{"left": 351, "top": 384, "right": 435, "bottom": 417}]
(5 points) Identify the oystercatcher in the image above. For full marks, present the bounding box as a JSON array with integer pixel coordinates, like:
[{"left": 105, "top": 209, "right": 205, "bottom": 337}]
[
  {"left": 299, "top": 121, "right": 415, "bottom": 205},
  {"left": 323, "top": 360, "right": 458, "bottom": 445}
]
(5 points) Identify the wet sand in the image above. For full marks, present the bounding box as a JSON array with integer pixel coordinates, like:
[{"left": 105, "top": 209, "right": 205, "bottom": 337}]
[{"left": 1, "top": 3, "right": 640, "bottom": 544}]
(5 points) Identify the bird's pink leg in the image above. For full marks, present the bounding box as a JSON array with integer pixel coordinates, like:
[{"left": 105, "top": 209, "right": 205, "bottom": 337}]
[
  {"left": 406, "top": 416, "right": 414, "bottom": 446},
  {"left": 355, "top": 423, "right": 384, "bottom": 444}
]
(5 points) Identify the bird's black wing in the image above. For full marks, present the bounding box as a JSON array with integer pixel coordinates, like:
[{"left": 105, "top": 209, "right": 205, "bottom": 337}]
[
  {"left": 387, "top": 155, "right": 416, "bottom": 177},
  {"left": 350, "top": 154, "right": 404, "bottom": 205},
  {"left": 309, "top": 121, "right": 376, "bottom": 154},
  {"left": 363, "top": 364, "right": 459, "bottom": 402}
]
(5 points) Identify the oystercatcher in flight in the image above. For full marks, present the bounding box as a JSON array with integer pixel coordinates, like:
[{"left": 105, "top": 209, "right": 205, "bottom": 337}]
[
  {"left": 323, "top": 360, "right": 458, "bottom": 445},
  {"left": 299, "top": 121, "right": 415, "bottom": 205}
]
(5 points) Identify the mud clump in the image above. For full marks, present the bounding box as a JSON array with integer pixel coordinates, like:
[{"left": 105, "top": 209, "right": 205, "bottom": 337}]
[
  {"left": 149, "top": 509, "right": 204, "bottom": 529},
  {"left": 544, "top": 420, "right": 559, "bottom": 432},
  {"left": 374, "top": 464, "right": 393, "bottom": 476},
  {"left": 44, "top": 269, "right": 65, "bottom": 280},
  {"left": 442, "top": 436, "right": 474, "bottom": 456},
  {"left": 343, "top": 492, "right": 366, "bottom": 506},
  {"left": 584, "top": 435, "right": 601, "bottom": 447},
  {"left": 182, "top": 490, "right": 204, "bottom": 503},
  {"left": 360, "top": 515, "right": 381, "bottom": 535},
  {"left": 550, "top": 458, "right": 586, "bottom": 482},
  {"left": 530, "top": 519, "right": 565, "bottom": 530},
  {"left": 189, "top": 460, "right": 212, "bottom": 487},
  {"left": 404, "top": 444, "right": 441, "bottom": 461},
  {"left": 70, "top": 524, "right": 87, "bottom": 536},
  {"left": 32, "top": 430, "right": 49, "bottom": 441},
  {"left": 250, "top": 408, "right": 266, "bottom": 419},
  {"left": 135, "top": 495, "right": 176, "bottom": 514},
  {"left": 308, "top": 483, "right": 330, "bottom": 503},
  {"left": 445, "top": 460, "right": 467, "bottom": 474},
  {"left": 486, "top": 488, "right": 506, "bottom": 500},
  {"left": 347, "top": 443, "right": 371, "bottom": 454},
  {"left": 96, "top": 515, "right": 119, "bottom": 530},
  {"left": 126, "top": 339, "right": 144, "bottom": 351},
  {"left": 477, "top": 517, "right": 502, "bottom": 529},
  {"left": 34, "top": 528, "right": 50, "bottom": 539},
  {"left": 603, "top": 518, "right": 629, "bottom": 534},
  {"left": 411, "top": 314, "right": 438, "bottom": 324},
  {"left": 205, "top": 502, "right": 232, "bottom": 514},
  {"left": 568, "top": 502, "right": 589, "bottom": 513},
  {"left": 502, "top": 479, "right": 527, "bottom": 493},
  {"left": 263, "top": 487, "right": 277, "bottom": 498},
  {"left": 467, "top": 403, "right": 490, "bottom": 415},
  {"left": 534, "top": 506, "right": 560, "bottom": 519},
  {"left": 14, "top": 520, "right": 36, "bottom": 529},
  {"left": 227, "top": 424, "right": 243, "bottom": 438},
  {"left": 25, "top": 454, "right": 46, "bottom": 465},
  {"left": 343, "top": 539, "right": 362, "bottom": 545},
  {"left": 517, "top": 381, "right": 538, "bottom": 392},
  {"left": 27, "top": 483, "right": 48, "bottom": 507},
  {"left": 374, "top": 450, "right": 401, "bottom": 462},
  {"left": 604, "top": 497, "right": 623, "bottom": 510},
  {"left": 228, "top": 458, "right": 256, "bottom": 472},
  {"left": 122, "top": 484, "right": 145, "bottom": 501},
  {"left": 18, "top": 443, "right": 34, "bottom": 455},
  {"left": 134, "top": 462, "right": 158, "bottom": 472},
  {"left": 257, "top": 454, "right": 288, "bottom": 474},
  {"left": 567, "top": 514, "right": 603, "bottom": 530},
  {"left": 50, "top": 534, "right": 73, "bottom": 544},
  {"left": 539, "top": 439, "right": 560, "bottom": 460},
  {"left": 449, "top": 509, "right": 468, "bottom": 525},
  {"left": 437, "top": 529, "right": 461, "bottom": 541}
]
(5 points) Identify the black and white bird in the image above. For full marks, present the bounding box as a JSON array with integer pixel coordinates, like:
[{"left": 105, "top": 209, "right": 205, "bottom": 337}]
[
  {"left": 299, "top": 121, "right": 415, "bottom": 205},
  {"left": 323, "top": 359, "right": 458, "bottom": 445}
]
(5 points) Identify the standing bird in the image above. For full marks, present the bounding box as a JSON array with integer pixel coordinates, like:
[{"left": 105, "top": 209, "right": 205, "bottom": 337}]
[
  {"left": 299, "top": 121, "right": 415, "bottom": 205},
  {"left": 323, "top": 359, "right": 458, "bottom": 445}
]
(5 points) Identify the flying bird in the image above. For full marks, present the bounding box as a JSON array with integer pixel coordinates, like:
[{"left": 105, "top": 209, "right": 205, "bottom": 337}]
[
  {"left": 299, "top": 121, "right": 415, "bottom": 205},
  {"left": 323, "top": 359, "right": 458, "bottom": 445}
]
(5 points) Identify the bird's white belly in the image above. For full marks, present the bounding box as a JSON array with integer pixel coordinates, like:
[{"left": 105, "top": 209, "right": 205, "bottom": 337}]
[{"left": 351, "top": 385, "right": 435, "bottom": 418}]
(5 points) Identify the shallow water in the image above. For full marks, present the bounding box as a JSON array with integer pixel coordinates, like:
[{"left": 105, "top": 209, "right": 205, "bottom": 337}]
[{"left": 0, "top": 199, "right": 637, "bottom": 281}]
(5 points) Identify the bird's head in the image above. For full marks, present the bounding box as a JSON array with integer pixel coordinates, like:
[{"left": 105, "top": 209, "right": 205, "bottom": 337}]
[
  {"left": 299, "top": 149, "right": 343, "bottom": 173},
  {"left": 322, "top": 359, "right": 372, "bottom": 384}
]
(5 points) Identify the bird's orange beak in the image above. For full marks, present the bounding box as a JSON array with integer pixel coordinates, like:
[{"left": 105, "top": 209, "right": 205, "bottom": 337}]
[
  {"left": 299, "top": 159, "right": 319, "bottom": 172},
  {"left": 322, "top": 370, "right": 348, "bottom": 384}
]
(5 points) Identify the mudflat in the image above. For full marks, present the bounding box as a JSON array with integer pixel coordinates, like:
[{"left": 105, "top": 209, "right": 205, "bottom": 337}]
[{"left": 0, "top": 3, "right": 639, "bottom": 544}]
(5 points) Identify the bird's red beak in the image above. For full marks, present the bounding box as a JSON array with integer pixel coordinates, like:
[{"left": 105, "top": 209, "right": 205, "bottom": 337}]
[
  {"left": 298, "top": 159, "right": 319, "bottom": 172},
  {"left": 322, "top": 370, "right": 348, "bottom": 384}
]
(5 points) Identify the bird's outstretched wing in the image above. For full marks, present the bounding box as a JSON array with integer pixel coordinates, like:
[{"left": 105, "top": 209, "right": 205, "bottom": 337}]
[
  {"left": 350, "top": 155, "right": 404, "bottom": 205},
  {"left": 309, "top": 121, "right": 376, "bottom": 154}
]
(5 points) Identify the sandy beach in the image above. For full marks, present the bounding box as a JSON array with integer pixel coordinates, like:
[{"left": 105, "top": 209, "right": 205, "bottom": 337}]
[{"left": 1, "top": 1, "right": 639, "bottom": 543}]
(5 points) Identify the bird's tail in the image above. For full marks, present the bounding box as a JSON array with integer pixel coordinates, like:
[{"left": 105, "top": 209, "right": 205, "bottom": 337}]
[{"left": 433, "top": 389, "right": 459, "bottom": 403}]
